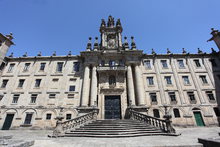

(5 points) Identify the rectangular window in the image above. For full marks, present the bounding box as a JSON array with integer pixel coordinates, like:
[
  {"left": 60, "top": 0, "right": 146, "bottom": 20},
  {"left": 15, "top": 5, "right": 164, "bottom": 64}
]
[
  {"left": 177, "top": 60, "right": 185, "bottom": 68},
  {"left": 12, "top": 94, "right": 20, "bottom": 103},
  {"left": 18, "top": 79, "right": 25, "bottom": 88},
  {"left": 194, "top": 59, "right": 201, "bottom": 67},
  {"left": 161, "top": 60, "right": 168, "bottom": 68},
  {"left": 69, "top": 78, "right": 76, "bottom": 82},
  {"left": 35, "top": 79, "right": 41, "bottom": 87},
  {"left": 199, "top": 75, "right": 208, "bottom": 84},
  {"left": 210, "top": 59, "right": 217, "bottom": 67},
  {"left": 168, "top": 92, "right": 176, "bottom": 101},
  {"left": 69, "top": 85, "right": 75, "bottom": 92},
  {"left": 66, "top": 114, "right": 72, "bottom": 120},
  {"left": 46, "top": 113, "right": 52, "bottom": 120},
  {"left": 187, "top": 92, "right": 196, "bottom": 101},
  {"left": 30, "top": 94, "right": 37, "bottom": 104},
  {"left": 39, "top": 63, "right": 46, "bottom": 71},
  {"left": 8, "top": 63, "right": 15, "bottom": 72},
  {"left": 23, "top": 63, "right": 31, "bottom": 71},
  {"left": 24, "top": 113, "right": 33, "bottom": 124},
  {"left": 149, "top": 93, "right": 157, "bottom": 102},
  {"left": 147, "top": 77, "right": 154, "bottom": 85},
  {"left": 101, "top": 60, "right": 105, "bottom": 66},
  {"left": 165, "top": 76, "right": 172, "bottom": 85},
  {"left": 52, "top": 78, "right": 59, "bottom": 82},
  {"left": 67, "top": 94, "right": 74, "bottom": 99},
  {"left": 1, "top": 79, "right": 8, "bottom": 88},
  {"left": 57, "top": 62, "right": 63, "bottom": 72},
  {"left": 144, "top": 60, "right": 151, "bottom": 69},
  {"left": 182, "top": 76, "right": 190, "bottom": 85},
  {"left": 73, "top": 62, "right": 80, "bottom": 72},
  {"left": 49, "top": 94, "right": 56, "bottom": 99},
  {"left": 206, "top": 91, "right": 215, "bottom": 101}
]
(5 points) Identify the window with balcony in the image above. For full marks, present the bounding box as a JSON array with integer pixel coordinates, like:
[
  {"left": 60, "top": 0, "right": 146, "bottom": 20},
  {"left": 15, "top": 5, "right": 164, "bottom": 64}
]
[{"left": 1, "top": 79, "right": 8, "bottom": 88}]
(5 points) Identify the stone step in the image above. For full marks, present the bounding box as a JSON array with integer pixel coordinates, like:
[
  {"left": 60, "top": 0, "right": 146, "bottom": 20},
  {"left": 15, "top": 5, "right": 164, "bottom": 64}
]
[
  {"left": 84, "top": 124, "right": 150, "bottom": 127},
  {"left": 72, "top": 128, "right": 160, "bottom": 132},
  {"left": 75, "top": 127, "right": 159, "bottom": 131},
  {"left": 80, "top": 126, "right": 155, "bottom": 129}
]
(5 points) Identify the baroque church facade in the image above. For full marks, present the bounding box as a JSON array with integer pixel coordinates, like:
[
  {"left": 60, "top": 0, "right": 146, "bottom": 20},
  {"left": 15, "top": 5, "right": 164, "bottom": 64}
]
[{"left": 0, "top": 16, "right": 220, "bottom": 130}]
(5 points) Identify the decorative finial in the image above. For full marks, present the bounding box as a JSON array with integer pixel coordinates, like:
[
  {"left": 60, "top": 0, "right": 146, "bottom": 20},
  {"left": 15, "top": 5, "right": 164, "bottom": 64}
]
[
  {"left": 68, "top": 51, "right": 72, "bottom": 56},
  {"left": 86, "top": 37, "right": 92, "bottom": 51},
  {"left": 167, "top": 48, "right": 171, "bottom": 54},
  {"left": 198, "top": 48, "right": 203, "bottom": 54},
  {"left": 151, "top": 48, "right": 156, "bottom": 55},
  {"left": 9, "top": 52, "right": 14, "bottom": 57},
  {"left": 211, "top": 28, "right": 214, "bottom": 31},
  {"left": 6, "top": 32, "right": 14, "bottom": 40},
  {"left": 211, "top": 48, "right": 217, "bottom": 54},
  {"left": 123, "top": 36, "right": 129, "bottom": 50},
  {"left": 131, "top": 36, "right": 136, "bottom": 50},
  {"left": 116, "top": 19, "right": 121, "bottom": 26},
  {"left": 93, "top": 37, "right": 99, "bottom": 51},
  {"left": 37, "top": 51, "right": 42, "bottom": 56},
  {"left": 23, "top": 52, "right": 27, "bottom": 57},
  {"left": 101, "top": 19, "right": 106, "bottom": 27},
  {"left": 52, "top": 51, "right": 56, "bottom": 56},
  {"left": 107, "top": 15, "right": 115, "bottom": 27},
  {"left": 182, "top": 48, "right": 187, "bottom": 54}
]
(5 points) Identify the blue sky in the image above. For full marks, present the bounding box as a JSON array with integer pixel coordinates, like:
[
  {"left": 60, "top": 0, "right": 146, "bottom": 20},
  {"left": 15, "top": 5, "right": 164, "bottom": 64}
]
[{"left": 1, "top": 0, "right": 220, "bottom": 57}]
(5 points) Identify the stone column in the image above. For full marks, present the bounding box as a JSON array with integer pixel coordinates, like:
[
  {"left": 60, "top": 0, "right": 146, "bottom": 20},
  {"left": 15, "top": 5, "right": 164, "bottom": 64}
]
[
  {"left": 81, "top": 65, "right": 90, "bottom": 106},
  {"left": 90, "top": 66, "right": 97, "bottom": 106},
  {"left": 127, "top": 65, "right": 136, "bottom": 106},
  {"left": 134, "top": 65, "right": 146, "bottom": 106}
]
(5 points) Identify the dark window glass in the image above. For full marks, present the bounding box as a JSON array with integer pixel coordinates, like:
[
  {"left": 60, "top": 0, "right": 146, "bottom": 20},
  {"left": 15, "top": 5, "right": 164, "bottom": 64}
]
[
  {"left": 46, "top": 113, "right": 52, "bottom": 120},
  {"left": 169, "top": 92, "right": 176, "bottom": 101},
  {"left": 165, "top": 76, "right": 172, "bottom": 85},
  {"left": 49, "top": 94, "right": 56, "bottom": 99},
  {"left": 109, "top": 75, "right": 116, "bottom": 85},
  {"left": 147, "top": 77, "right": 154, "bottom": 85},
  {"left": 12, "top": 94, "right": 20, "bottom": 103},
  {"left": 8, "top": 63, "right": 15, "bottom": 72},
  {"left": 73, "top": 62, "right": 80, "bottom": 72},
  {"left": 200, "top": 76, "right": 208, "bottom": 84},
  {"left": 18, "top": 79, "right": 25, "bottom": 88},
  {"left": 57, "top": 62, "right": 63, "bottom": 72},
  {"left": 69, "top": 85, "right": 75, "bottom": 91},
  {"left": 210, "top": 59, "right": 217, "bottom": 67},
  {"left": 23, "top": 63, "right": 30, "bottom": 71},
  {"left": 150, "top": 93, "right": 157, "bottom": 102},
  {"left": 161, "top": 60, "right": 168, "bottom": 68},
  {"left": 24, "top": 113, "right": 33, "bottom": 124},
  {"left": 177, "top": 60, "right": 185, "bottom": 68},
  {"left": 194, "top": 60, "right": 201, "bottom": 67},
  {"left": 206, "top": 91, "right": 215, "bottom": 100},
  {"left": 187, "top": 92, "right": 196, "bottom": 101},
  {"left": 109, "top": 60, "right": 115, "bottom": 67},
  {"left": 1, "top": 79, "right": 8, "bottom": 88},
  {"left": 101, "top": 60, "right": 105, "bottom": 66},
  {"left": 30, "top": 94, "right": 37, "bottom": 103},
  {"left": 153, "top": 109, "right": 160, "bottom": 118},
  {"left": 40, "top": 63, "right": 46, "bottom": 71},
  {"left": 214, "top": 107, "right": 220, "bottom": 117},
  {"left": 66, "top": 114, "right": 72, "bottom": 120},
  {"left": 182, "top": 76, "right": 190, "bottom": 85},
  {"left": 35, "top": 79, "right": 41, "bottom": 87},
  {"left": 173, "top": 108, "right": 181, "bottom": 118},
  {"left": 144, "top": 60, "right": 151, "bottom": 69}
]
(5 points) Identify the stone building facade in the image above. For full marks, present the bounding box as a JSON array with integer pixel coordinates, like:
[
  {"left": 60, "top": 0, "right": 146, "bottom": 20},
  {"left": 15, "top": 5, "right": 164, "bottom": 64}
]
[{"left": 0, "top": 16, "right": 219, "bottom": 130}]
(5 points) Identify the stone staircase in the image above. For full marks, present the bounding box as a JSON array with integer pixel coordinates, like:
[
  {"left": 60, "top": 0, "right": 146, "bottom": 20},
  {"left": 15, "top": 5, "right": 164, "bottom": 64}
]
[{"left": 65, "top": 119, "right": 175, "bottom": 137}]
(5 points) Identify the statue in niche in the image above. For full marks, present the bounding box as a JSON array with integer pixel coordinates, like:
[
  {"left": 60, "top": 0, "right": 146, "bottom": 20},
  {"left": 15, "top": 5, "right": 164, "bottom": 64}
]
[{"left": 107, "top": 35, "right": 116, "bottom": 49}]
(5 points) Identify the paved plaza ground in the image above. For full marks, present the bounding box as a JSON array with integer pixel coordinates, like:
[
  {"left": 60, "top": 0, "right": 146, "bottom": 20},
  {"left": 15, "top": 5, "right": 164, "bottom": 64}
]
[{"left": 1, "top": 127, "right": 220, "bottom": 147}]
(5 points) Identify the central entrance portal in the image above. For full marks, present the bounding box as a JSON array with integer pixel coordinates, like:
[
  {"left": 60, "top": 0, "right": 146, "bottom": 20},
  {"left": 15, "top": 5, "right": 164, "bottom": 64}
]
[{"left": 105, "top": 95, "right": 121, "bottom": 119}]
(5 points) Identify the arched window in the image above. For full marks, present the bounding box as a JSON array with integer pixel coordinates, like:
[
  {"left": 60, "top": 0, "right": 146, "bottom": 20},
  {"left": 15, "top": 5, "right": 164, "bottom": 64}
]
[
  {"left": 173, "top": 108, "right": 181, "bottom": 118},
  {"left": 153, "top": 109, "right": 160, "bottom": 118},
  {"left": 109, "top": 75, "right": 116, "bottom": 86}
]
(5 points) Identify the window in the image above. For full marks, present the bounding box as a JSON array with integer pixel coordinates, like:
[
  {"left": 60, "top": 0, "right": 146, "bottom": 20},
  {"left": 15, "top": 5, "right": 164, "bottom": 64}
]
[
  {"left": 52, "top": 78, "right": 59, "bottom": 82},
  {"left": 194, "top": 59, "right": 201, "bottom": 67},
  {"left": 12, "top": 94, "right": 20, "bottom": 103},
  {"left": 67, "top": 94, "right": 75, "bottom": 99},
  {"left": 18, "top": 79, "right": 25, "bottom": 88},
  {"left": 73, "top": 62, "right": 80, "bottom": 72},
  {"left": 187, "top": 92, "right": 196, "bottom": 101},
  {"left": 206, "top": 91, "right": 215, "bottom": 101},
  {"left": 39, "top": 63, "right": 46, "bottom": 71},
  {"left": 66, "top": 114, "right": 72, "bottom": 120},
  {"left": 101, "top": 60, "right": 105, "bottom": 66},
  {"left": 109, "top": 75, "right": 116, "bottom": 85},
  {"left": 30, "top": 94, "right": 37, "bottom": 104},
  {"left": 8, "top": 63, "right": 15, "bottom": 72},
  {"left": 182, "top": 76, "right": 190, "bottom": 85},
  {"left": 161, "top": 60, "right": 168, "bottom": 68},
  {"left": 144, "top": 60, "right": 151, "bottom": 69},
  {"left": 23, "top": 63, "right": 30, "bottom": 71},
  {"left": 24, "top": 113, "right": 33, "bottom": 124},
  {"left": 69, "top": 85, "right": 75, "bottom": 91},
  {"left": 165, "top": 76, "right": 172, "bottom": 85},
  {"left": 147, "top": 77, "right": 154, "bottom": 85},
  {"left": 109, "top": 60, "right": 115, "bottom": 67},
  {"left": 173, "top": 108, "right": 181, "bottom": 118},
  {"left": 153, "top": 109, "right": 160, "bottom": 118},
  {"left": 199, "top": 76, "right": 208, "bottom": 84},
  {"left": 35, "top": 79, "right": 41, "bottom": 87},
  {"left": 149, "top": 93, "right": 157, "bottom": 102},
  {"left": 210, "top": 59, "right": 217, "bottom": 67},
  {"left": 69, "top": 78, "right": 76, "bottom": 82},
  {"left": 119, "top": 60, "right": 124, "bottom": 66},
  {"left": 213, "top": 107, "right": 220, "bottom": 117},
  {"left": 57, "top": 62, "right": 63, "bottom": 72},
  {"left": 49, "top": 94, "right": 56, "bottom": 99},
  {"left": 1, "top": 79, "right": 8, "bottom": 88},
  {"left": 177, "top": 60, "right": 185, "bottom": 68},
  {"left": 46, "top": 113, "right": 52, "bottom": 120},
  {"left": 168, "top": 92, "right": 176, "bottom": 102}
]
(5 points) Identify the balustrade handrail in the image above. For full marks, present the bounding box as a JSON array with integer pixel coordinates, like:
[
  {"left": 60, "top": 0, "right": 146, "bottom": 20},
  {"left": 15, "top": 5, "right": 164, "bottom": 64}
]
[{"left": 128, "top": 109, "right": 176, "bottom": 133}]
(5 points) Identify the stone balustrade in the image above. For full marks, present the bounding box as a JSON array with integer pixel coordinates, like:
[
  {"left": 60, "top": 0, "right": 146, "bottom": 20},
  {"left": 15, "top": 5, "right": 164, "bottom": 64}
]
[{"left": 97, "top": 66, "right": 127, "bottom": 71}]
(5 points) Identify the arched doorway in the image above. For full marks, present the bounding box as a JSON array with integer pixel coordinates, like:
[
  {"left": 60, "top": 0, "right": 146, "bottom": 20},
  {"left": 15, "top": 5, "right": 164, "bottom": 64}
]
[{"left": 192, "top": 108, "right": 205, "bottom": 126}]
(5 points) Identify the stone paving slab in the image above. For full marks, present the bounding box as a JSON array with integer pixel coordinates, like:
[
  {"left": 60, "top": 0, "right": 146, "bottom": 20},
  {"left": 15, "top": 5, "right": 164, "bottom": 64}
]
[{"left": 0, "top": 127, "right": 220, "bottom": 147}]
